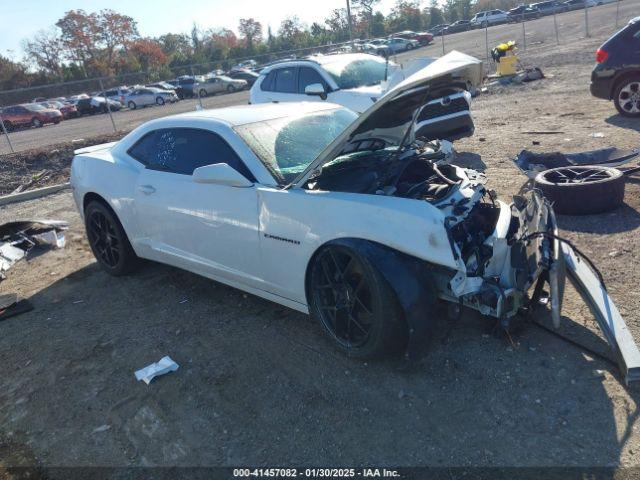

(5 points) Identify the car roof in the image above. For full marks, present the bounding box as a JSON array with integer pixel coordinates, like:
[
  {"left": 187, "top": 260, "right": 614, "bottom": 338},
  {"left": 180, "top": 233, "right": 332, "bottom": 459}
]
[
  {"left": 260, "top": 53, "right": 380, "bottom": 73},
  {"left": 169, "top": 102, "right": 344, "bottom": 127}
]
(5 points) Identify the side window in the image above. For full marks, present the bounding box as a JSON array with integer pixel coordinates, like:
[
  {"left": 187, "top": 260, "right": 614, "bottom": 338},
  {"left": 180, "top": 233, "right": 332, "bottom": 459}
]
[
  {"left": 128, "top": 128, "right": 255, "bottom": 180},
  {"left": 298, "top": 67, "right": 328, "bottom": 93},
  {"left": 261, "top": 71, "right": 276, "bottom": 91},
  {"left": 274, "top": 68, "right": 297, "bottom": 93}
]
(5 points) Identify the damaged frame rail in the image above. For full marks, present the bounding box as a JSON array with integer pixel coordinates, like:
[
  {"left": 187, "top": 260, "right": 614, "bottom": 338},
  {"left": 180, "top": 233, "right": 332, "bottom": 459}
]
[
  {"left": 561, "top": 244, "right": 640, "bottom": 385},
  {"left": 527, "top": 216, "right": 640, "bottom": 385}
]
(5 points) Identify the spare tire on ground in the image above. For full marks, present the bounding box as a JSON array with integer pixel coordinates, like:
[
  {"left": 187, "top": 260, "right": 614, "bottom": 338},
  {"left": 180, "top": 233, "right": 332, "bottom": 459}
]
[{"left": 534, "top": 165, "right": 625, "bottom": 215}]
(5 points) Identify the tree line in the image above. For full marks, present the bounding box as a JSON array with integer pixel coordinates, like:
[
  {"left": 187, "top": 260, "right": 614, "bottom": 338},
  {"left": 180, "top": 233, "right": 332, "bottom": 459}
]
[{"left": 0, "top": 0, "right": 522, "bottom": 91}]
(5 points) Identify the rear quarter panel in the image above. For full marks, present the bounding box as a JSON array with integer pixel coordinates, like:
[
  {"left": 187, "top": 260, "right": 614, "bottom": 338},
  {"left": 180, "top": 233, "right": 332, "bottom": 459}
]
[{"left": 71, "top": 149, "right": 142, "bottom": 246}]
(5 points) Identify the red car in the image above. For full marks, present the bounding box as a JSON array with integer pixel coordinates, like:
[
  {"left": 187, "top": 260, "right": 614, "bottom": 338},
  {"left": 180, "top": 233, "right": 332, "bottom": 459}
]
[
  {"left": 40, "top": 100, "right": 78, "bottom": 119},
  {"left": 0, "top": 103, "right": 62, "bottom": 130}
]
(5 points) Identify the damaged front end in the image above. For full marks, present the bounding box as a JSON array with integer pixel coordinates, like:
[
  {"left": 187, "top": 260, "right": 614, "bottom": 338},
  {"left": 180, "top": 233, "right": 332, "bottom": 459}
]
[
  {"left": 439, "top": 181, "right": 640, "bottom": 384},
  {"left": 443, "top": 187, "right": 556, "bottom": 322}
]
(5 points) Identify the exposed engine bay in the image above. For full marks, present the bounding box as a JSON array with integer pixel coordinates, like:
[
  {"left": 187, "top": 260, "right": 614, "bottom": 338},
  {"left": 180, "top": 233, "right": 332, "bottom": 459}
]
[
  {"left": 307, "top": 140, "right": 462, "bottom": 203},
  {"left": 307, "top": 137, "right": 557, "bottom": 321}
]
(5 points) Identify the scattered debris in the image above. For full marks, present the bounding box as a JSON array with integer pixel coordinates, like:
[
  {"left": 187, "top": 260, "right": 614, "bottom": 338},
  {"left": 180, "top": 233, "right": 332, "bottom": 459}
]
[
  {"left": 513, "top": 147, "right": 640, "bottom": 179},
  {"left": 91, "top": 424, "right": 111, "bottom": 434},
  {"left": 135, "top": 356, "right": 179, "bottom": 385},
  {"left": 0, "top": 221, "right": 66, "bottom": 321},
  {"left": 590, "top": 132, "right": 605, "bottom": 138},
  {"left": 0, "top": 220, "right": 68, "bottom": 281},
  {"left": 11, "top": 170, "right": 51, "bottom": 194},
  {"left": 484, "top": 66, "right": 545, "bottom": 90}
]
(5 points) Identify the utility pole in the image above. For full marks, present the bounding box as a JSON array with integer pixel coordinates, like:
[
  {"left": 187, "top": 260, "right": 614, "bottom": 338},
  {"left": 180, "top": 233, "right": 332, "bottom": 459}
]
[{"left": 346, "top": 0, "right": 354, "bottom": 41}]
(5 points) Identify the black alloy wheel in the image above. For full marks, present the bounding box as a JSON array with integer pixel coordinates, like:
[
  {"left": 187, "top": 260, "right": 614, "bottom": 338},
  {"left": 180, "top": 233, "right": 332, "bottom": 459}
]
[
  {"left": 85, "top": 201, "right": 139, "bottom": 275},
  {"left": 310, "top": 245, "right": 405, "bottom": 358},
  {"left": 87, "top": 209, "right": 121, "bottom": 269}
]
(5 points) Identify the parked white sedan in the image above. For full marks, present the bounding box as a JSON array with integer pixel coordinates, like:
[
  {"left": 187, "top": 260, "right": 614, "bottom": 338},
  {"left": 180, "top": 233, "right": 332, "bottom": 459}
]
[{"left": 71, "top": 53, "right": 637, "bottom": 374}]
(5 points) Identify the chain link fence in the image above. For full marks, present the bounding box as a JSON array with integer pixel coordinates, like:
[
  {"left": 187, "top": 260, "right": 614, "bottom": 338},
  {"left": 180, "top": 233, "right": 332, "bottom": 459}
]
[{"left": 0, "top": 0, "right": 636, "bottom": 156}]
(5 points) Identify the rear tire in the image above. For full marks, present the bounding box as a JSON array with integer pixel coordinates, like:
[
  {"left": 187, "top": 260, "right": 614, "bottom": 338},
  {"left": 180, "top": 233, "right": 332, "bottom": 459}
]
[
  {"left": 308, "top": 244, "right": 406, "bottom": 359},
  {"left": 31, "top": 117, "right": 43, "bottom": 128},
  {"left": 199, "top": 89, "right": 208, "bottom": 97},
  {"left": 613, "top": 74, "right": 640, "bottom": 117},
  {"left": 534, "top": 166, "right": 625, "bottom": 215},
  {"left": 84, "top": 201, "right": 139, "bottom": 276}
]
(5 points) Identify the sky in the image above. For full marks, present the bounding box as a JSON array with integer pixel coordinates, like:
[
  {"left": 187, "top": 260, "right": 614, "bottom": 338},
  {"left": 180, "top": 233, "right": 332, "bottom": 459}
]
[{"left": 0, "top": 0, "right": 398, "bottom": 61}]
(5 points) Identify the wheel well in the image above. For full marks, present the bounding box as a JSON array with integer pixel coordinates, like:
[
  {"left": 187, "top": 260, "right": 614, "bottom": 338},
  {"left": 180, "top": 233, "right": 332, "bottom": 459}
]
[
  {"left": 83, "top": 192, "right": 112, "bottom": 214},
  {"left": 612, "top": 71, "right": 640, "bottom": 99},
  {"left": 304, "top": 238, "right": 441, "bottom": 358}
]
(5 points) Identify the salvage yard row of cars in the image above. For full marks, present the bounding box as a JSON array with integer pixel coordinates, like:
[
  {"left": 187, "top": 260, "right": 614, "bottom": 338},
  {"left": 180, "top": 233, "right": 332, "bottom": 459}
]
[
  {"left": 0, "top": 73, "right": 252, "bottom": 133},
  {"left": 431, "top": 0, "right": 621, "bottom": 34}
]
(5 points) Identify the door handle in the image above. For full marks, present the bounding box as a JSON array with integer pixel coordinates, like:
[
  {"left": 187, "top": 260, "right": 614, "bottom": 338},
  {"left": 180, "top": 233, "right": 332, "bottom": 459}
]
[{"left": 138, "top": 184, "right": 156, "bottom": 195}]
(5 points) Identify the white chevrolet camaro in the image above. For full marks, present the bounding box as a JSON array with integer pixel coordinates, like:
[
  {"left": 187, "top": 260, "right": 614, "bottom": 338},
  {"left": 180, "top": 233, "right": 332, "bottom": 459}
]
[{"left": 71, "top": 52, "right": 639, "bottom": 376}]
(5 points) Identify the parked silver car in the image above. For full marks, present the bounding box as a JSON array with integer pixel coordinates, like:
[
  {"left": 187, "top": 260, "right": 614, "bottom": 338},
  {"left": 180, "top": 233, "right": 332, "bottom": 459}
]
[
  {"left": 195, "top": 76, "right": 248, "bottom": 97},
  {"left": 123, "top": 87, "right": 178, "bottom": 109},
  {"left": 386, "top": 37, "right": 420, "bottom": 54}
]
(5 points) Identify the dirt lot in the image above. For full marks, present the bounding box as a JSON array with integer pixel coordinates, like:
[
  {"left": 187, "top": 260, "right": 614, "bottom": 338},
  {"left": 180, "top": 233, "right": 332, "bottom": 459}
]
[{"left": 1, "top": 34, "right": 640, "bottom": 475}]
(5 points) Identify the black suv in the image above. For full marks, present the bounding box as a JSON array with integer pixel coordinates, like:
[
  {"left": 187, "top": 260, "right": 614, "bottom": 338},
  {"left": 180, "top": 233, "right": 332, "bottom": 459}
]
[{"left": 591, "top": 16, "right": 640, "bottom": 117}]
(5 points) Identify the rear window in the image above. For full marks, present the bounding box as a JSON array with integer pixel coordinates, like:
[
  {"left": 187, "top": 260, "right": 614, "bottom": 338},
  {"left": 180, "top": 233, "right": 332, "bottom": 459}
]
[
  {"left": 274, "top": 68, "right": 297, "bottom": 93},
  {"left": 260, "top": 71, "right": 276, "bottom": 91}
]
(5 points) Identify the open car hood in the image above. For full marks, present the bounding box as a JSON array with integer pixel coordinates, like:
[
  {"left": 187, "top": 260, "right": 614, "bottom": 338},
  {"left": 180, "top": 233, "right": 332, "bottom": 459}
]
[{"left": 291, "top": 51, "right": 483, "bottom": 188}]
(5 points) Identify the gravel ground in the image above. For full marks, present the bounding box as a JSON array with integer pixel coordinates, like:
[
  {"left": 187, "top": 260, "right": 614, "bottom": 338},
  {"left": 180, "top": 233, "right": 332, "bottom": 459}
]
[{"left": 0, "top": 26, "right": 639, "bottom": 475}]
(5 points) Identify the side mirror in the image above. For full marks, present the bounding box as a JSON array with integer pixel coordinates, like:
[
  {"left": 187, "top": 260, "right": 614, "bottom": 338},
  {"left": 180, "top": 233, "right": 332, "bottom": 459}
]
[
  {"left": 193, "top": 163, "right": 253, "bottom": 188},
  {"left": 305, "top": 83, "right": 327, "bottom": 100}
]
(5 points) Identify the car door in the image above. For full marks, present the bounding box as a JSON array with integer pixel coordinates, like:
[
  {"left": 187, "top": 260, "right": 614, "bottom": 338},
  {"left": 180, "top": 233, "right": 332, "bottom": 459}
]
[
  {"left": 129, "top": 127, "right": 264, "bottom": 288},
  {"left": 261, "top": 67, "right": 299, "bottom": 103},
  {"left": 15, "top": 106, "right": 31, "bottom": 125},
  {"left": 297, "top": 66, "right": 332, "bottom": 104},
  {"left": 139, "top": 89, "right": 155, "bottom": 106},
  {"left": 212, "top": 78, "right": 226, "bottom": 93}
]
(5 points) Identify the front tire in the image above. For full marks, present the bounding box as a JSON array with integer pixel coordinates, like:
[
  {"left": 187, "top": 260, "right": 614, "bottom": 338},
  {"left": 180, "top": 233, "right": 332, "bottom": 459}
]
[
  {"left": 128, "top": 101, "right": 136, "bottom": 110},
  {"left": 614, "top": 74, "right": 640, "bottom": 117},
  {"left": 227, "top": 85, "right": 236, "bottom": 93},
  {"left": 85, "top": 201, "right": 139, "bottom": 276},
  {"left": 199, "top": 89, "right": 208, "bottom": 97},
  {"left": 32, "top": 117, "right": 43, "bottom": 128},
  {"left": 308, "top": 244, "right": 406, "bottom": 359},
  {"left": 156, "top": 96, "right": 165, "bottom": 105}
]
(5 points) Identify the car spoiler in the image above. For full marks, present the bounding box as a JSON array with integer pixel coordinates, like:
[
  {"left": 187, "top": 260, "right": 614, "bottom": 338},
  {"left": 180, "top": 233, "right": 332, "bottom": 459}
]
[{"left": 73, "top": 141, "right": 118, "bottom": 156}]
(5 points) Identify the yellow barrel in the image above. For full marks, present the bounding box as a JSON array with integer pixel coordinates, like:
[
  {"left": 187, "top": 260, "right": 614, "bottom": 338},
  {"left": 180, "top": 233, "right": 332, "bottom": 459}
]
[{"left": 497, "top": 55, "right": 518, "bottom": 76}]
